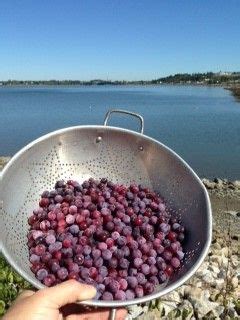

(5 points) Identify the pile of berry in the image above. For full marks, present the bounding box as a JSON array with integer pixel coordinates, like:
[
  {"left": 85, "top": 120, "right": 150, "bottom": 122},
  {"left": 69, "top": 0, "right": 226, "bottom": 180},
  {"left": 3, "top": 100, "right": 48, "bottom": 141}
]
[{"left": 27, "top": 178, "right": 185, "bottom": 301}]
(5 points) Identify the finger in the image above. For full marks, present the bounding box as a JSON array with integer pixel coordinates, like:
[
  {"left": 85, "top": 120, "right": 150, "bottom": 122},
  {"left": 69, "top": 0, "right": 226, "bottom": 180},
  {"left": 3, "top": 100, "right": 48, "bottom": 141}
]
[
  {"left": 15, "top": 290, "right": 35, "bottom": 302},
  {"left": 66, "top": 308, "right": 127, "bottom": 320},
  {"left": 37, "top": 280, "right": 97, "bottom": 308}
]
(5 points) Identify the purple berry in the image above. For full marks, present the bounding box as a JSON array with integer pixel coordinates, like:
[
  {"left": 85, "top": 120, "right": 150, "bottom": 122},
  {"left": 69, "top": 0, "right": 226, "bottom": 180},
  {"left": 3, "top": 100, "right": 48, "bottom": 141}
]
[
  {"left": 141, "top": 264, "right": 150, "bottom": 275},
  {"left": 115, "top": 290, "right": 126, "bottom": 300},
  {"left": 117, "top": 236, "right": 127, "bottom": 246},
  {"left": 135, "top": 285, "right": 144, "bottom": 297},
  {"left": 35, "top": 244, "right": 46, "bottom": 256},
  {"left": 149, "top": 276, "right": 159, "bottom": 286},
  {"left": 92, "top": 249, "right": 101, "bottom": 259},
  {"left": 43, "top": 274, "right": 56, "bottom": 286},
  {"left": 127, "top": 276, "right": 138, "bottom": 289},
  {"left": 98, "top": 242, "right": 108, "bottom": 251},
  {"left": 45, "top": 234, "right": 56, "bottom": 245},
  {"left": 102, "top": 291, "right": 113, "bottom": 301},
  {"left": 119, "top": 278, "right": 128, "bottom": 290},
  {"left": 30, "top": 254, "right": 40, "bottom": 264},
  {"left": 108, "top": 280, "right": 120, "bottom": 293},
  {"left": 171, "top": 257, "right": 181, "bottom": 268},
  {"left": 102, "top": 249, "right": 112, "bottom": 260},
  {"left": 57, "top": 267, "right": 68, "bottom": 280},
  {"left": 177, "top": 250, "right": 185, "bottom": 260},
  {"left": 147, "top": 257, "right": 156, "bottom": 265},
  {"left": 48, "top": 242, "right": 62, "bottom": 253},
  {"left": 66, "top": 214, "right": 75, "bottom": 224},
  {"left": 133, "top": 257, "right": 143, "bottom": 268},
  {"left": 99, "top": 266, "right": 108, "bottom": 277},
  {"left": 160, "top": 223, "right": 170, "bottom": 234},
  {"left": 136, "top": 273, "right": 147, "bottom": 285},
  {"left": 125, "top": 289, "right": 135, "bottom": 300},
  {"left": 149, "top": 265, "right": 158, "bottom": 276},
  {"left": 37, "top": 268, "right": 48, "bottom": 281},
  {"left": 144, "top": 282, "right": 154, "bottom": 294},
  {"left": 158, "top": 271, "right": 168, "bottom": 283},
  {"left": 119, "top": 258, "right": 130, "bottom": 269},
  {"left": 83, "top": 245, "right": 92, "bottom": 255},
  {"left": 94, "top": 257, "right": 104, "bottom": 268},
  {"left": 111, "top": 231, "right": 120, "bottom": 240}
]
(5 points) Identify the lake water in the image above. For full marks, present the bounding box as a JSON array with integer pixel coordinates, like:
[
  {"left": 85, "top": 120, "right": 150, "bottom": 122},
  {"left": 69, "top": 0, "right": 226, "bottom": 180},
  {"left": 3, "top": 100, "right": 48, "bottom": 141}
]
[{"left": 0, "top": 85, "right": 239, "bottom": 179}]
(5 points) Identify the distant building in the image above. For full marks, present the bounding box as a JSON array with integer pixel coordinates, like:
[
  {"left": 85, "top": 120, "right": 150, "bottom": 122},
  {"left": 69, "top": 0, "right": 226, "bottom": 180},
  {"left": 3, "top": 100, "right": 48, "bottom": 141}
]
[{"left": 216, "top": 71, "right": 232, "bottom": 76}]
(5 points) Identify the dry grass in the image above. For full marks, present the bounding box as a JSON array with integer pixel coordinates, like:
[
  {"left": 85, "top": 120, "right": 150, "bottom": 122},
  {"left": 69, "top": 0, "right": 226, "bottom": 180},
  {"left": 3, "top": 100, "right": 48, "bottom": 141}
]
[{"left": 228, "top": 86, "right": 240, "bottom": 100}]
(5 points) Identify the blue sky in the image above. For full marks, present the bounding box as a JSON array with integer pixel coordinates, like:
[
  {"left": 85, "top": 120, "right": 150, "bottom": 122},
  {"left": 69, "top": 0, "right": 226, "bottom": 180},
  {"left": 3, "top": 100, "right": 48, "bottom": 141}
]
[{"left": 0, "top": 0, "right": 239, "bottom": 80}]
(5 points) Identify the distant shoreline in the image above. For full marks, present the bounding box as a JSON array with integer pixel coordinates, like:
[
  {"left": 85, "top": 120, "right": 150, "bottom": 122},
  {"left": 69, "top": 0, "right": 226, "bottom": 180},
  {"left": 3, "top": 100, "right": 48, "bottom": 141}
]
[
  {"left": 1, "top": 82, "right": 239, "bottom": 102},
  {"left": 0, "top": 83, "right": 224, "bottom": 88},
  {"left": 1, "top": 72, "right": 240, "bottom": 87}
]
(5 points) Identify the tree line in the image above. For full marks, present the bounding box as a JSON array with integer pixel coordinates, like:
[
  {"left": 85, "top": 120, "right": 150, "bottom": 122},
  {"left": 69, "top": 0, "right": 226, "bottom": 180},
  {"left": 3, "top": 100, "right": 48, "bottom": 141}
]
[{"left": 1, "top": 72, "right": 240, "bottom": 86}]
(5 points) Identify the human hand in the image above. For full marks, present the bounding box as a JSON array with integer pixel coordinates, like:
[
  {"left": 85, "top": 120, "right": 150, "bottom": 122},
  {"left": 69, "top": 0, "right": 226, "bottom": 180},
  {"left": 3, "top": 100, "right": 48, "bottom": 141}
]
[{"left": 3, "top": 280, "right": 127, "bottom": 320}]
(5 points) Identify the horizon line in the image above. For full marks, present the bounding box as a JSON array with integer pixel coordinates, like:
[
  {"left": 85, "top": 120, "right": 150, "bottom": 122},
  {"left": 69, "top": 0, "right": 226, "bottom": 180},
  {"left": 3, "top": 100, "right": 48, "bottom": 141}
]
[{"left": 1, "top": 70, "right": 240, "bottom": 83}]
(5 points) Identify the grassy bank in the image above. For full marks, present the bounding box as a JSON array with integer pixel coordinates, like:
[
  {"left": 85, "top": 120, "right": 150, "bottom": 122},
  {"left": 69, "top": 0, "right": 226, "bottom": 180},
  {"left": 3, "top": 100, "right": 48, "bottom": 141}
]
[{"left": 226, "top": 86, "right": 240, "bottom": 100}]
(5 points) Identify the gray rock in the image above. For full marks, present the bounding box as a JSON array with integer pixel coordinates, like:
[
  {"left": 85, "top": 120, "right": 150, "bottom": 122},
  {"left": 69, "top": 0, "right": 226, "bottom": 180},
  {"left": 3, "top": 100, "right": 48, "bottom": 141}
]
[
  {"left": 215, "top": 278, "right": 225, "bottom": 289},
  {"left": 178, "top": 300, "right": 194, "bottom": 319},
  {"left": 214, "top": 178, "right": 224, "bottom": 187},
  {"left": 228, "top": 183, "right": 235, "bottom": 190},
  {"left": 231, "top": 254, "right": 239, "bottom": 267},
  {"left": 0, "top": 156, "right": 10, "bottom": 171},
  {"left": 217, "top": 270, "right": 226, "bottom": 278},
  {"left": 202, "top": 178, "right": 216, "bottom": 190},
  {"left": 231, "top": 276, "right": 238, "bottom": 288},
  {"left": 162, "top": 290, "right": 181, "bottom": 303},
  {"left": 128, "top": 305, "right": 146, "bottom": 319},
  {"left": 202, "top": 273, "right": 215, "bottom": 284},
  {"left": 226, "top": 210, "right": 239, "bottom": 217},
  {"left": 233, "top": 180, "right": 240, "bottom": 189},
  {"left": 209, "top": 264, "right": 220, "bottom": 275},
  {"left": 189, "top": 289, "right": 224, "bottom": 318}
]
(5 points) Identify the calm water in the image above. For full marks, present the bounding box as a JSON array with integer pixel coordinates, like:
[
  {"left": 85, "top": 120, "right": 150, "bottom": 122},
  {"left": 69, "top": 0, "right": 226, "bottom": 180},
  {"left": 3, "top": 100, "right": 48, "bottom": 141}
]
[{"left": 0, "top": 85, "right": 239, "bottom": 179}]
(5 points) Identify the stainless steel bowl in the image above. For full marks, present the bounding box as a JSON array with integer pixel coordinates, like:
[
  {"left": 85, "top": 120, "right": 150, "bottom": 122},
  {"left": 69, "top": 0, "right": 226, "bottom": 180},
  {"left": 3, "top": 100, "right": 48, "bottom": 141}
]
[{"left": 0, "top": 110, "right": 212, "bottom": 319}]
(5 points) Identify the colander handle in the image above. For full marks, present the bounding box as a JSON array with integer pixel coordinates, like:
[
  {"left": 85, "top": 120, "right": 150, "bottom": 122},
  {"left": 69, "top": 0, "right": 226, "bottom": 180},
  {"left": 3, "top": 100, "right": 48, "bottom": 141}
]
[
  {"left": 109, "top": 308, "right": 116, "bottom": 320},
  {"left": 104, "top": 109, "right": 144, "bottom": 134}
]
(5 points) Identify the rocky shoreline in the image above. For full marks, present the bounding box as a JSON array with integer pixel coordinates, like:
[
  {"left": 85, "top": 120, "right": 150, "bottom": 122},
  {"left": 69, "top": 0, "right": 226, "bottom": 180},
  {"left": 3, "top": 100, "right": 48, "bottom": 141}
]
[
  {"left": 225, "top": 86, "right": 240, "bottom": 101},
  {"left": 0, "top": 157, "right": 239, "bottom": 319}
]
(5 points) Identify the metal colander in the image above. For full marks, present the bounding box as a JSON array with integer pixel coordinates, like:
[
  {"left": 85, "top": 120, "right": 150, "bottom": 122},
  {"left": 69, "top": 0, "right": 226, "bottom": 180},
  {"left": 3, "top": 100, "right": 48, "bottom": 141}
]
[{"left": 0, "top": 110, "right": 212, "bottom": 317}]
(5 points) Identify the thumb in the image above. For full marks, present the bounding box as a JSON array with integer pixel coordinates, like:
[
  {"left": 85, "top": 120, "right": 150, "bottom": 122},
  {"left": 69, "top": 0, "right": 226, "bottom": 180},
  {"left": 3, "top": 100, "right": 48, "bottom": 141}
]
[{"left": 36, "top": 280, "right": 97, "bottom": 308}]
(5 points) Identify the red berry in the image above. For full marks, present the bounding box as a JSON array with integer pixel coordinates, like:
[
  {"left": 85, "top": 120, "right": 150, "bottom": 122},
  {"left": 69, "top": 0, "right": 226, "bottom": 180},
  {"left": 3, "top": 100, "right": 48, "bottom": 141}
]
[
  {"left": 167, "top": 231, "right": 177, "bottom": 241},
  {"left": 79, "top": 221, "right": 88, "bottom": 230},
  {"left": 58, "top": 219, "right": 66, "bottom": 228},
  {"left": 106, "top": 238, "right": 114, "bottom": 248},
  {"left": 48, "top": 211, "right": 56, "bottom": 221},
  {"left": 165, "top": 265, "right": 174, "bottom": 276},
  {"left": 68, "top": 272, "right": 79, "bottom": 280},
  {"left": 57, "top": 226, "right": 65, "bottom": 233},
  {"left": 28, "top": 215, "right": 37, "bottom": 225},
  {"left": 62, "top": 238, "right": 71, "bottom": 248},
  {"left": 134, "top": 217, "right": 143, "bottom": 226},
  {"left": 89, "top": 267, "right": 98, "bottom": 278},
  {"left": 92, "top": 210, "right": 101, "bottom": 219},
  {"left": 39, "top": 198, "right": 49, "bottom": 207},
  {"left": 76, "top": 214, "right": 85, "bottom": 224},
  {"left": 78, "top": 236, "right": 88, "bottom": 245},
  {"left": 126, "top": 207, "right": 134, "bottom": 216},
  {"left": 53, "top": 251, "right": 62, "bottom": 260},
  {"left": 144, "top": 209, "right": 152, "bottom": 217}
]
